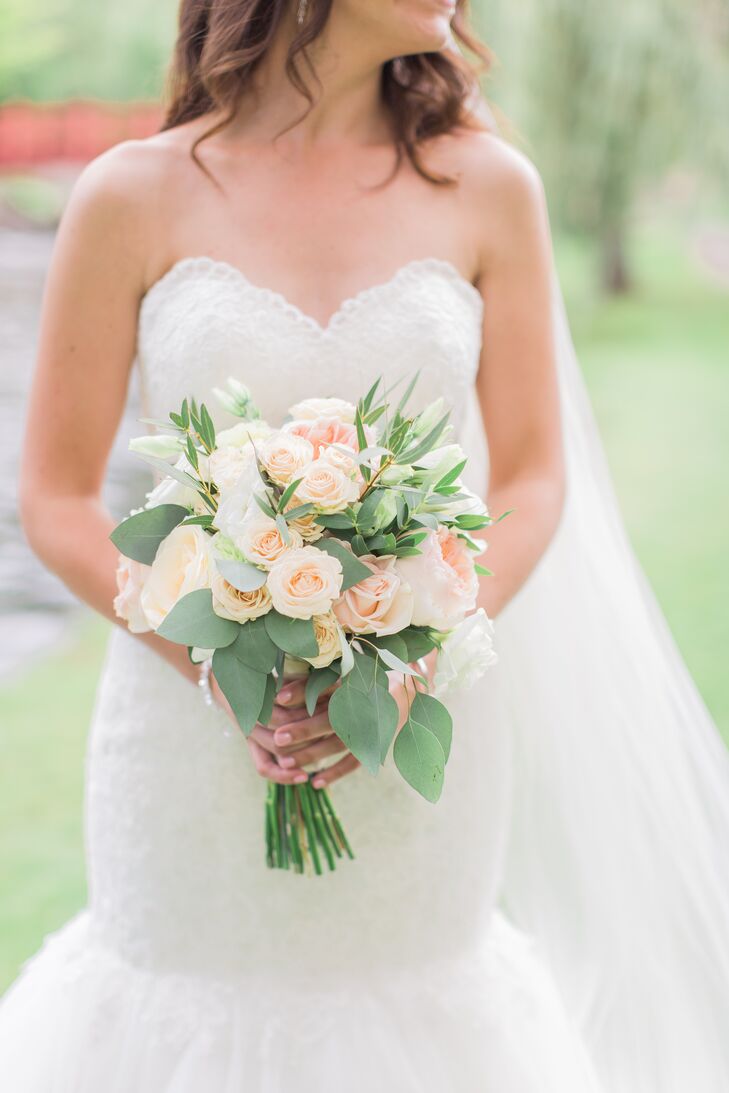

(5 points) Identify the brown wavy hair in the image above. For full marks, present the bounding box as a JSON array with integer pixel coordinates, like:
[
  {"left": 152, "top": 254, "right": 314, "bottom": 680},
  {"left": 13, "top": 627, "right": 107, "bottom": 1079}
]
[{"left": 162, "top": 0, "right": 490, "bottom": 183}]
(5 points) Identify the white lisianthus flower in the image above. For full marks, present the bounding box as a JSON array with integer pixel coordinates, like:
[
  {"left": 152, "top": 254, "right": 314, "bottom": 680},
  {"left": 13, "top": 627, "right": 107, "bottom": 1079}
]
[
  {"left": 288, "top": 397, "right": 356, "bottom": 424},
  {"left": 267, "top": 546, "right": 343, "bottom": 619},
  {"left": 140, "top": 525, "right": 212, "bottom": 629},
  {"left": 216, "top": 420, "right": 272, "bottom": 448},
  {"left": 211, "top": 571, "right": 272, "bottom": 622},
  {"left": 236, "top": 513, "right": 303, "bottom": 568},
  {"left": 432, "top": 609, "right": 498, "bottom": 697},
  {"left": 294, "top": 458, "right": 360, "bottom": 513},
  {"left": 434, "top": 486, "right": 490, "bottom": 522},
  {"left": 415, "top": 443, "right": 466, "bottom": 479},
  {"left": 113, "top": 556, "right": 152, "bottom": 633},
  {"left": 304, "top": 612, "right": 344, "bottom": 669}
]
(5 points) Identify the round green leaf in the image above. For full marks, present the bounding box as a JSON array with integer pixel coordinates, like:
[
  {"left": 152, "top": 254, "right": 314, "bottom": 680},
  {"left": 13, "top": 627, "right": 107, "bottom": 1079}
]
[
  {"left": 110, "top": 504, "right": 188, "bottom": 564},
  {"left": 393, "top": 718, "right": 445, "bottom": 803},
  {"left": 156, "top": 588, "right": 238, "bottom": 648},
  {"left": 212, "top": 646, "right": 268, "bottom": 736},
  {"left": 264, "top": 611, "right": 319, "bottom": 658},
  {"left": 409, "top": 692, "right": 453, "bottom": 762},
  {"left": 329, "top": 680, "right": 397, "bottom": 775},
  {"left": 215, "top": 557, "right": 268, "bottom": 592},
  {"left": 231, "top": 617, "right": 278, "bottom": 673}
]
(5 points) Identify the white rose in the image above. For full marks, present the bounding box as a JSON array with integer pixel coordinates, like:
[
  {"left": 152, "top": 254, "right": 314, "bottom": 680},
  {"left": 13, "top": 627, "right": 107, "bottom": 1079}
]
[
  {"left": 236, "top": 513, "right": 303, "bottom": 568},
  {"left": 113, "top": 556, "right": 152, "bottom": 633},
  {"left": 140, "top": 524, "right": 212, "bottom": 629},
  {"left": 216, "top": 420, "right": 273, "bottom": 448},
  {"left": 294, "top": 458, "right": 360, "bottom": 513},
  {"left": 145, "top": 455, "right": 208, "bottom": 515},
  {"left": 209, "top": 444, "right": 256, "bottom": 493},
  {"left": 267, "top": 545, "right": 343, "bottom": 619},
  {"left": 258, "top": 431, "right": 314, "bottom": 486},
  {"left": 288, "top": 397, "right": 356, "bottom": 423},
  {"left": 304, "top": 612, "right": 344, "bottom": 669},
  {"left": 214, "top": 459, "right": 265, "bottom": 542},
  {"left": 211, "top": 570, "right": 272, "bottom": 622},
  {"left": 395, "top": 526, "right": 478, "bottom": 631},
  {"left": 432, "top": 609, "right": 498, "bottom": 696}
]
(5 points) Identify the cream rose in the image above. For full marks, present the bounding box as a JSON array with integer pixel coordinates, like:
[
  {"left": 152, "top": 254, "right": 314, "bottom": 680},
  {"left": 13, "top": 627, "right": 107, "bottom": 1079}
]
[
  {"left": 211, "top": 570, "right": 272, "bottom": 622},
  {"left": 284, "top": 501, "right": 324, "bottom": 544},
  {"left": 267, "top": 545, "right": 343, "bottom": 619},
  {"left": 304, "top": 612, "right": 344, "bottom": 669},
  {"left": 395, "top": 526, "right": 478, "bottom": 631},
  {"left": 258, "top": 431, "right": 314, "bottom": 486},
  {"left": 318, "top": 443, "right": 361, "bottom": 479},
  {"left": 140, "top": 525, "right": 212, "bottom": 629},
  {"left": 287, "top": 397, "right": 356, "bottom": 423},
  {"left": 294, "top": 458, "right": 360, "bottom": 513},
  {"left": 113, "top": 556, "right": 152, "bottom": 634},
  {"left": 236, "top": 513, "right": 303, "bottom": 568},
  {"left": 334, "top": 553, "right": 414, "bottom": 636}
]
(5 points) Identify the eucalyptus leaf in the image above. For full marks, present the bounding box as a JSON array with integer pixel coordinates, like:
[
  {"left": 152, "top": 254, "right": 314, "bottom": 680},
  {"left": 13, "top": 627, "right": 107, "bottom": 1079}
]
[
  {"left": 329, "top": 678, "right": 398, "bottom": 775},
  {"left": 393, "top": 717, "right": 445, "bottom": 803},
  {"left": 258, "top": 673, "right": 277, "bottom": 726},
  {"left": 110, "top": 504, "right": 188, "bottom": 564},
  {"left": 399, "top": 627, "right": 438, "bottom": 661},
  {"left": 264, "top": 611, "right": 319, "bottom": 658},
  {"left": 231, "top": 617, "right": 279, "bottom": 673},
  {"left": 134, "top": 452, "right": 201, "bottom": 492},
  {"left": 367, "top": 633, "right": 409, "bottom": 662},
  {"left": 156, "top": 588, "right": 238, "bottom": 648},
  {"left": 409, "top": 692, "right": 453, "bottom": 762},
  {"left": 305, "top": 666, "right": 339, "bottom": 716},
  {"left": 311, "top": 538, "right": 370, "bottom": 590},
  {"left": 212, "top": 646, "right": 268, "bottom": 736},
  {"left": 376, "top": 646, "right": 426, "bottom": 683},
  {"left": 215, "top": 556, "right": 268, "bottom": 592}
]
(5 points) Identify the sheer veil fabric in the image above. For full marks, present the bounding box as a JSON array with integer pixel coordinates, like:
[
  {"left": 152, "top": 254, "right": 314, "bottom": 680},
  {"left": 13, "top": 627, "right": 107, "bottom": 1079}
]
[{"left": 472, "top": 272, "right": 729, "bottom": 1089}]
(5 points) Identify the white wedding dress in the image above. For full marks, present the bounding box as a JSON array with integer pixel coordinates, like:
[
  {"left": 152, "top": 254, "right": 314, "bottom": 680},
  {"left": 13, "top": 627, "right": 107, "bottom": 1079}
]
[{"left": 3, "top": 255, "right": 729, "bottom": 1091}]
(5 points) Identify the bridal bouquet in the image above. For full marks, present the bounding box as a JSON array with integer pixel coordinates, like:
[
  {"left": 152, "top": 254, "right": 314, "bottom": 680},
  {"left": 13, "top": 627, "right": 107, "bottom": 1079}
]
[{"left": 111, "top": 377, "right": 498, "bottom": 875}]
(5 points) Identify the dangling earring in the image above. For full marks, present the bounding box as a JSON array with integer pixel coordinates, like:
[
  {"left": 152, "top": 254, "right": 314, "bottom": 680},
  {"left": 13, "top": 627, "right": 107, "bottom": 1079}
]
[{"left": 297, "top": 0, "right": 308, "bottom": 26}]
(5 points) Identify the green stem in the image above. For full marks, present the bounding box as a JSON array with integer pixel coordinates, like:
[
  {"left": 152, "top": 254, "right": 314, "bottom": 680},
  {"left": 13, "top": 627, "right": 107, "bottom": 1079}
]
[
  {"left": 310, "top": 785, "right": 342, "bottom": 860},
  {"left": 298, "top": 782, "right": 323, "bottom": 876},
  {"left": 321, "top": 790, "right": 355, "bottom": 860},
  {"left": 285, "top": 784, "right": 304, "bottom": 873},
  {"left": 305, "top": 784, "right": 336, "bottom": 872}
]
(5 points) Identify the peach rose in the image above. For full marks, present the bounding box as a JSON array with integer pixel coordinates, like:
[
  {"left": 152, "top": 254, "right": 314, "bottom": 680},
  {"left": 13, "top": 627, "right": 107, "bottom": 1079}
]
[
  {"left": 284, "top": 500, "right": 324, "bottom": 544},
  {"left": 236, "top": 513, "right": 303, "bottom": 568},
  {"left": 294, "top": 458, "right": 360, "bottom": 513},
  {"left": 285, "top": 417, "right": 374, "bottom": 459},
  {"left": 334, "top": 553, "right": 414, "bottom": 637},
  {"left": 267, "top": 545, "right": 343, "bottom": 619},
  {"left": 287, "top": 397, "right": 356, "bottom": 423},
  {"left": 258, "top": 431, "right": 314, "bottom": 486},
  {"left": 395, "top": 526, "right": 478, "bottom": 631},
  {"left": 318, "top": 443, "right": 361, "bottom": 480},
  {"left": 211, "top": 570, "right": 272, "bottom": 622},
  {"left": 140, "top": 525, "right": 212, "bottom": 629},
  {"left": 304, "top": 612, "right": 344, "bottom": 669},
  {"left": 113, "top": 556, "right": 152, "bottom": 634}
]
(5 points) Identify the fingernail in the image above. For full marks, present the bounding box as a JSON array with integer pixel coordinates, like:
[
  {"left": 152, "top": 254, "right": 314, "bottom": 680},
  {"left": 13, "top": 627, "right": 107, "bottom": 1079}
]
[
  {"left": 279, "top": 756, "right": 297, "bottom": 768},
  {"left": 294, "top": 773, "right": 309, "bottom": 784},
  {"left": 276, "top": 731, "right": 293, "bottom": 745},
  {"left": 278, "top": 688, "right": 293, "bottom": 703},
  {"left": 312, "top": 779, "right": 326, "bottom": 789}
]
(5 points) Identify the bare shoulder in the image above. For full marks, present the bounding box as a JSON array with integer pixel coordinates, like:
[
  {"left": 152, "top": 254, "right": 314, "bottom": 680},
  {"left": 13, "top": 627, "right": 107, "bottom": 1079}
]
[{"left": 428, "top": 129, "right": 551, "bottom": 269}]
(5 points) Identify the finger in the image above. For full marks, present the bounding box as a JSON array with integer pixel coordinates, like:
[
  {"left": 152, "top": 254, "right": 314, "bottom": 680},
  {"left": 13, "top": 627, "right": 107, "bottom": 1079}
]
[
  {"left": 249, "top": 726, "right": 305, "bottom": 769},
  {"left": 275, "top": 678, "right": 307, "bottom": 708},
  {"left": 310, "top": 753, "right": 361, "bottom": 789},
  {"left": 281, "top": 734, "right": 348, "bottom": 767},
  {"left": 247, "top": 739, "right": 309, "bottom": 785},
  {"left": 274, "top": 710, "right": 332, "bottom": 748}
]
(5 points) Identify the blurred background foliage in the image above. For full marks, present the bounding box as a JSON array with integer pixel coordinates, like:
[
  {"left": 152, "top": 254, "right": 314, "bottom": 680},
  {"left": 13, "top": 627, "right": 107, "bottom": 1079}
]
[{"left": 0, "top": 0, "right": 727, "bottom": 989}]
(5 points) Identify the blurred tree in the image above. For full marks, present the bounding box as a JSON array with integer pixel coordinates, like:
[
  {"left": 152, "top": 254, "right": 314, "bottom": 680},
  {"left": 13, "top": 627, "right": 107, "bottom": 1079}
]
[{"left": 476, "top": 0, "right": 729, "bottom": 293}]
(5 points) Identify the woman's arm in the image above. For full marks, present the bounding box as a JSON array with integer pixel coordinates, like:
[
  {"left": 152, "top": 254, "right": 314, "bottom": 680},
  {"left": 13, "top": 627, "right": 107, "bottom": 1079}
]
[
  {"left": 471, "top": 141, "right": 565, "bottom": 617},
  {"left": 18, "top": 143, "right": 197, "bottom": 683}
]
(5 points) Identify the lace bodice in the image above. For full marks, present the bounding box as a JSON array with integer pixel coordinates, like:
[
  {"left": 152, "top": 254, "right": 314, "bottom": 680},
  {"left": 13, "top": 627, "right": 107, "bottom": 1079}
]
[{"left": 136, "top": 256, "right": 483, "bottom": 427}]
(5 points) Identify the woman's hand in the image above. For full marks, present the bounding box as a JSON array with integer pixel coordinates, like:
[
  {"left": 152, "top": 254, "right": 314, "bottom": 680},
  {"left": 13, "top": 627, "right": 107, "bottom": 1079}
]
[{"left": 266, "top": 678, "right": 360, "bottom": 789}]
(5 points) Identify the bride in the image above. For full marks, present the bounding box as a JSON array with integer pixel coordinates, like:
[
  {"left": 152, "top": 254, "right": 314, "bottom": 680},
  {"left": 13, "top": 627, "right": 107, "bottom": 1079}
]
[{"left": 3, "top": 0, "right": 729, "bottom": 1089}]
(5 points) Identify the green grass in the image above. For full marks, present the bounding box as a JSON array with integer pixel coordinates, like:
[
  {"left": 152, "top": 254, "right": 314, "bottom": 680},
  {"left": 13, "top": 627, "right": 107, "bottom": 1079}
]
[{"left": 1, "top": 222, "right": 727, "bottom": 992}]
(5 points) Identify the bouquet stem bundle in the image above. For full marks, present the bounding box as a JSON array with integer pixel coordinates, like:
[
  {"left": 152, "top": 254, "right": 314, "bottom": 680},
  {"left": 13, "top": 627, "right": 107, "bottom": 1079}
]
[{"left": 265, "top": 780, "right": 354, "bottom": 874}]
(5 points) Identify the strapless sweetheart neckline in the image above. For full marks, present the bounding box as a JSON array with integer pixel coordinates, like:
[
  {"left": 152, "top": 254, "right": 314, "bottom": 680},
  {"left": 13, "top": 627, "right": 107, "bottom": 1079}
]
[{"left": 140, "top": 254, "right": 483, "bottom": 336}]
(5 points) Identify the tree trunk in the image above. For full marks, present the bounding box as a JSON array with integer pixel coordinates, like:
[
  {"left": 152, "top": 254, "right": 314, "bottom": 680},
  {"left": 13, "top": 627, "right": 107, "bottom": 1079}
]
[{"left": 601, "top": 224, "right": 632, "bottom": 295}]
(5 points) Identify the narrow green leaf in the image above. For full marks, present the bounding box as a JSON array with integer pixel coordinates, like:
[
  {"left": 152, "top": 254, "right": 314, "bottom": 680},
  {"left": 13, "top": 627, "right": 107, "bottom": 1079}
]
[
  {"left": 156, "top": 588, "right": 238, "bottom": 648},
  {"left": 474, "top": 563, "right": 493, "bottom": 576},
  {"left": 278, "top": 476, "right": 303, "bottom": 513},
  {"left": 275, "top": 513, "right": 291, "bottom": 544},
  {"left": 396, "top": 371, "right": 419, "bottom": 413},
  {"left": 253, "top": 492, "right": 277, "bottom": 520},
  {"left": 376, "top": 646, "right": 426, "bottom": 683},
  {"left": 110, "top": 504, "right": 188, "bottom": 564}
]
